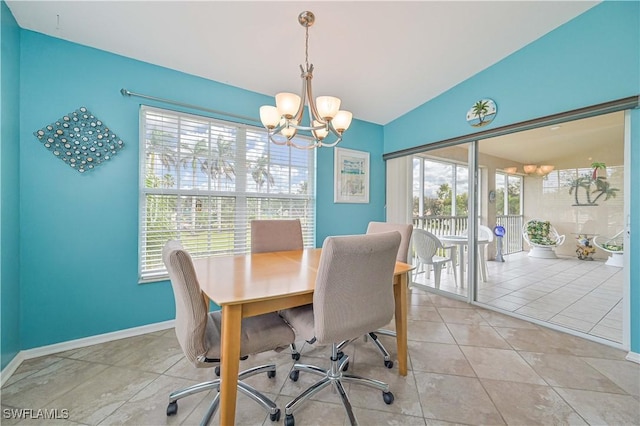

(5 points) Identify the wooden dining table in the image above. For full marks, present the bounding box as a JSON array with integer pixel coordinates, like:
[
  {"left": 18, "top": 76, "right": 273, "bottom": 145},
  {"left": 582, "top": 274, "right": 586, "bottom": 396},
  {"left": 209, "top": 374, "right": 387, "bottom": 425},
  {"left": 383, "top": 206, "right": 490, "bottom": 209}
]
[{"left": 192, "top": 247, "right": 413, "bottom": 425}]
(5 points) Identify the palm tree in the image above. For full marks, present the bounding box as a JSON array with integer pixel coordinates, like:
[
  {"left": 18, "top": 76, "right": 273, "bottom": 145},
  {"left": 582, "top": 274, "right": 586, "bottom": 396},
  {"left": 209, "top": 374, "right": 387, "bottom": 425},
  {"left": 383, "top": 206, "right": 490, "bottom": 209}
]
[
  {"left": 251, "top": 155, "right": 275, "bottom": 217},
  {"left": 251, "top": 155, "right": 275, "bottom": 192},
  {"left": 201, "top": 137, "right": 235, "bottom": 230},
  {"left": 472, "top": 100, "right": 490, "bottom": 124},
  {"left": 592, "top": 177, "right": 619, "bottom": 203},
  {"left": 146, "top": 129, "right": 176, "bottom": 177},
  {"left": 179, "top": 139, "right": 209, "bottom": 232}
]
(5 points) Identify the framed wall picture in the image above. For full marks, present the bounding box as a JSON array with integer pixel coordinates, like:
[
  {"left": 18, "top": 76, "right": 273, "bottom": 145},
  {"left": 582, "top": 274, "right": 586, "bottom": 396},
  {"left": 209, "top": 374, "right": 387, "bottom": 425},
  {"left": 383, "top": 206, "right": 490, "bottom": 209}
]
[{"left": 334, "top": 147, "right": 369, "bottom": 203}]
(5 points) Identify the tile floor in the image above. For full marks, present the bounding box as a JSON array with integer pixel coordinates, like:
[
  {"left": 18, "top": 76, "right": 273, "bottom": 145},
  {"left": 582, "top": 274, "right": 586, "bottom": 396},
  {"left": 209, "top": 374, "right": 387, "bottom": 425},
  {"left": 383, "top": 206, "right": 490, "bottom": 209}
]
[
  {"left": 2, "top": 290, "right": 638, "bottom": 425},
  {"left": 412, "top": 251, "right": 624, "bottom": 344}
]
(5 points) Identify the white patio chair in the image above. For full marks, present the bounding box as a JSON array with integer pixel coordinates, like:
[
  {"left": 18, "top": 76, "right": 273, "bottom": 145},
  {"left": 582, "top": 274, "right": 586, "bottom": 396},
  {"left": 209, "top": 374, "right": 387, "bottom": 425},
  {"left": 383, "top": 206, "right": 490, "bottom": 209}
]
[
  {"left": 412, "top": 229, "right": 457, "bottom": 288},
  {"left": 522, "top": 219, "right": 566, "bottom": 259},
  {"left": 593, "top": 230, "right": 624, "bottom": 267}
]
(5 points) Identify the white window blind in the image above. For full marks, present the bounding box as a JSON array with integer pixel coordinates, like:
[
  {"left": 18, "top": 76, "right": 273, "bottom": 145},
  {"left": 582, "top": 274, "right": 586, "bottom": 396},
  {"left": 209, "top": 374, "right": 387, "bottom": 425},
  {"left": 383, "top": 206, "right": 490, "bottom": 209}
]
[{"left": 139, "top": 106, "right": 316, "bottom": 282}]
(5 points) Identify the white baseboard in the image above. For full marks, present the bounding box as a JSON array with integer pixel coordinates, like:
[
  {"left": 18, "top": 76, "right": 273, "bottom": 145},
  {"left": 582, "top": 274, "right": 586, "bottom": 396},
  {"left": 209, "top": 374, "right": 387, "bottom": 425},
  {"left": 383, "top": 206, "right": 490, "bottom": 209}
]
[
  {"left": 626, "top": 351, "right": 640, "bottom": 364},
  {"left": 0, "top": 319, "right": 175, "bottom": 386},
  {"left": 0, "top": 351, "right": 25, "bottom": 387}
]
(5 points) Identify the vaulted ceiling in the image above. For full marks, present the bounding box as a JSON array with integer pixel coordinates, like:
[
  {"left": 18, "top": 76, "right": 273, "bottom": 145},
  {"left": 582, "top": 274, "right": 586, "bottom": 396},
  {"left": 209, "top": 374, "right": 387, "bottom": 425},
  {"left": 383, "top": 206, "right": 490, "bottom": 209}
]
[{"left": 7, "top": 1, "right": 598, "bottom": 125}]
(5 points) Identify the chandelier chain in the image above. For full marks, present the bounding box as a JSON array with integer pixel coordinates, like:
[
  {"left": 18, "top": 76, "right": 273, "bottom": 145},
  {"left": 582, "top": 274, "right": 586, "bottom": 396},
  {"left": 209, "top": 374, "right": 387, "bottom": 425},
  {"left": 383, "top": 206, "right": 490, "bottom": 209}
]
[{"left": 304, "top": 25, "right": 310, "bottom": 70}]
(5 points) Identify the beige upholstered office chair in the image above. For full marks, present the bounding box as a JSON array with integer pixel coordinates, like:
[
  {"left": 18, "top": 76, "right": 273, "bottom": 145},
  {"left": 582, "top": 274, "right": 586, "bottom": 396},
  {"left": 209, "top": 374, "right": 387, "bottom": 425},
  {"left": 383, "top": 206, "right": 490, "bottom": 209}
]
[
  {"left": 251, "top": 219, "right": 306, "bottom": 360},
  {"left": 281, "top": 232, "right": 401, "bottom": 426},
  {"left": 251, "top": 219, "right": 304, "bottom": 254},
  {"left": 412, "top": 229, "right": 457, "bottom": 288},
  {"left": 355, "top": 221, "right": 413, "bottom": 369},
  {"left": 162, "top": 240, "right": 295, "bottom": 424}
]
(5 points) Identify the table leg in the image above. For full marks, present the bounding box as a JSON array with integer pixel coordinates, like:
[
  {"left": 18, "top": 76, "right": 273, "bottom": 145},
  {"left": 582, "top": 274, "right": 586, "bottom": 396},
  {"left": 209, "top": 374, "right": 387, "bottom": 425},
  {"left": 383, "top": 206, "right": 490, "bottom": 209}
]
[
  {"left": 394, "top": 272, "right": 408, "bottom": 376},
  {"left": 220, "top": 304, "right": 242, "bottom": 425}
]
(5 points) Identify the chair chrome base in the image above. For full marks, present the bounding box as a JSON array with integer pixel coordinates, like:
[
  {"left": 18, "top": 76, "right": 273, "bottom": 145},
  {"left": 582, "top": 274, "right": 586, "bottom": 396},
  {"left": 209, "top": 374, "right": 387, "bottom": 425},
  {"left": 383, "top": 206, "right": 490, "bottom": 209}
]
[
  {"left": 166, "top": 364, "right": 281, "bottom": 425},
  {"left": 284, "top": 344, "right": 394, "bottom": 426}
]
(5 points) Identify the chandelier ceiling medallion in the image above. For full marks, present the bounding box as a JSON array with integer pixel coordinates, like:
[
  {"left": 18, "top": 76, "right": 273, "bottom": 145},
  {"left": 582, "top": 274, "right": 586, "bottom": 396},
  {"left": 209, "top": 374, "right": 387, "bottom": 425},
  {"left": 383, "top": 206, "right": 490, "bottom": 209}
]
[{"left": 259, "top": 11, "right": 352, "bottom": 149}]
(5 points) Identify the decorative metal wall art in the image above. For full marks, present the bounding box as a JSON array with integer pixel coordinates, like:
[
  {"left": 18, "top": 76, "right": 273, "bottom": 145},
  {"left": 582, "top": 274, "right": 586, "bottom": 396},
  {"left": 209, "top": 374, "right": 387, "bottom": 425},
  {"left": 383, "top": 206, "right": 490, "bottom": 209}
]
[{"left": 33, "top": 107, "right": 124, "bottom": 173}]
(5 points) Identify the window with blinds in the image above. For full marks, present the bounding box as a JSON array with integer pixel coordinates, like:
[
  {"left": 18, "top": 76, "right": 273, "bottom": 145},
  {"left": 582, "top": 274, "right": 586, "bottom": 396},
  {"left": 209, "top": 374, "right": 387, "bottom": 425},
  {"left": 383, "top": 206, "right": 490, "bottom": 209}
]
[{"left": 139, "top": 106, "right": 316, "bottom": 282}]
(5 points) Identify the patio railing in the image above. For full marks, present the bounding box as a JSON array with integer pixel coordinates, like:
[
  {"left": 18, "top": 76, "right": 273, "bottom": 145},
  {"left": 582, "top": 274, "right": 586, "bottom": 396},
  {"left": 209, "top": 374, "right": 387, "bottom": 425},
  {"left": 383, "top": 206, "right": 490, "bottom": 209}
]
[
  {"left": 412, "top": 214, "right": 524, "bottom": 255},
  {"left": 496, "top": 214, "right": 524, "bottom": 254},
  {"left": 412, "top": 215, "right": 468, "bottom": 237}
]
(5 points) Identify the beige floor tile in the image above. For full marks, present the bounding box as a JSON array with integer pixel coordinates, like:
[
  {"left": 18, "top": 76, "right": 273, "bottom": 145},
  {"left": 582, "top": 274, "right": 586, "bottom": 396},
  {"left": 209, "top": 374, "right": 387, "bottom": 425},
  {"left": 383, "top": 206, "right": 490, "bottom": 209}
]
[
  {"left": 115, "top": 336, "right": 185, "bottom": 374},
  {"left": 460, "top": 346, "right": 545, "bottom": 385},
  {"left": 427, "top": 295, "right": 473, "bottom": 309},
  {"left": 345, "top": 363, "right": 423, "bottom": 417},
  {"left": 278, "top": 397, "right": 348, "bottom": 426},
  {"left": 66, "top": 335, "right": 157, "bottom": 365},
  {"left": 555, "top": 387, "right": 640, "bottom": 425},
  {"left": 47, "top": 365, "right": 158, "bottom": 425},
  {"left": 436, "top": 308, "right": 488, "bottom": 325},
  {"left": 446, "top": 324, "right": 511, "bottom": 349},
  {"left": 350, "top": 407, "right": 426, "bottom": 425},
  {"left": 406, "top": 321, "right": 456, "bottom": 344},
  {"left": 519, "top": 352, "right": 626, "bottom": 393},
  {"left": 96, "top": 375, "right": 205, "bottom": 425},
  {"left": 481, "top": 379, "right": 587, "bottom": 425},
  {"left": 1, "top": 358, "right": 110, "bottom": 409},
  {"left": 2, "top": 356, "right": 66, "bottom": 387},
  {"left": 407, "top": 341, "right": 475, "bottom": 377},
  {"left": 413, "top": 372, "right": 504, "bottom": 425},
  {"left": 581, "top": 357, "right": 640, "bottom": 398},
  {"left": 548, "top": 314, "right": 595, "bottom": 333},
  {"left": 476, "top": 310, "right": 539, "bottom": 329},
  {"left": 494, "top": 326, "right": 628, "bottom": 359},
  {"left": 408, "top": 305, "right": 443, "bottom": 322},
  {"left": 181, "top": 389, "right": 274, "bottom": 426}
]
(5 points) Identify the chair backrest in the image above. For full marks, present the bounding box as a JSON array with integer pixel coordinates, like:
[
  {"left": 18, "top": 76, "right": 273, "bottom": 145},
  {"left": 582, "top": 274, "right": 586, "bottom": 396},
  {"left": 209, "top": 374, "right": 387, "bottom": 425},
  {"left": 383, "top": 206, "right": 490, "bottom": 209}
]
[
  {"left": 523, "top": 219, "right": 556, "bottom": 245},
  {"left": 251, "top": 219, "right": 304, "bottom": 254},
  {"left": 461, "top": 225, "right": 494, "bottom": 242},
  {"left": 162, "top": 240, "right": 210, "bottom": 366},
  {"left": 312, "top": 232, "right": 401, "bottom": 345},
  {"left": 412, "top": 228, "right": 442, "bottom": 263},
  {"left": 366, "top": 221, "right": 413, "bottom": 262},
  {"left": 478, "top": 225, "right": 494, "bottom": 242}
]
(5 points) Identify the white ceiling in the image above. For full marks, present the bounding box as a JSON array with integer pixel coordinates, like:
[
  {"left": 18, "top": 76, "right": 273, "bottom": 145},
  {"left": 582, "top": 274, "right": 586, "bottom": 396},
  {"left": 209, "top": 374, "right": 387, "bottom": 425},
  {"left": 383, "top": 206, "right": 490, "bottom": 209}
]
[{"left": 7, "top": 1, "right": 599, "bottom": 125}]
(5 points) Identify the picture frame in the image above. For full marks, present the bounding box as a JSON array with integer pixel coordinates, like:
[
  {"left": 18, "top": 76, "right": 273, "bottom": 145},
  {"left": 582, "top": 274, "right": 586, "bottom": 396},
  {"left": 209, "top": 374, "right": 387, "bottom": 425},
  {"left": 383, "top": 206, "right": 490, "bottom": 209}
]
[{"left": 334, "top": 147, "right": 369, "bottom": 203}]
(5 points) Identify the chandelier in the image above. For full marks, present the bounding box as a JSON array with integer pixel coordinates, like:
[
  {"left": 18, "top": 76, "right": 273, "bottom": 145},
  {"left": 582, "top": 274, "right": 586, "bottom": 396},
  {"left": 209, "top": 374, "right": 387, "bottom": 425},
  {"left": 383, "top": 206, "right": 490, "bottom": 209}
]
[{"left": 259, "top": 11, "right": 352, "bottom": 149}]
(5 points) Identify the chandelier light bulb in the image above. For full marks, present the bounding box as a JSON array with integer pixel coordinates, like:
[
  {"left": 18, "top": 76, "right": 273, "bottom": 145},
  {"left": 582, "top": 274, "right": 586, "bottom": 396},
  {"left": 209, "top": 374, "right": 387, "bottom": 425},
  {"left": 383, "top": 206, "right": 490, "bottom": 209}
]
[
  {"left": 332, "top": 110, "right": 353, "bottom": 133},
  {"left": 316, "top": 96, "right": 341, "bottom": 120},
  {"left": 312, "top": 120, "right": 328, "bottom": 140},
  {"left": 259, "top": 106, "right": 280, "bottom": 129},
  {"left": 275, "top": 93, "right": 301, "bottom": 119},
  {"left": 281, "top": 119, "right": 298, "bottom": 139}
]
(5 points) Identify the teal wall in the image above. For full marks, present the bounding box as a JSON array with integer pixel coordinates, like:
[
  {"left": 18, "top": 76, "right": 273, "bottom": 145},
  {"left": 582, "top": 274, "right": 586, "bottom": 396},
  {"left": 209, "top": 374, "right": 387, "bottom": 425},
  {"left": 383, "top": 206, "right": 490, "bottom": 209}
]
[
  {"left": 1, "top": 1, "right": 21, "bottom": 370},
  {"left": 384, "top": 1, "right": 640, "bottom": 352},
  {"left": 16, "top": 31, "right": 383, "bottom": 350},
  {"left": 2, "top": 1, "right": 637, "bottom": 365}
]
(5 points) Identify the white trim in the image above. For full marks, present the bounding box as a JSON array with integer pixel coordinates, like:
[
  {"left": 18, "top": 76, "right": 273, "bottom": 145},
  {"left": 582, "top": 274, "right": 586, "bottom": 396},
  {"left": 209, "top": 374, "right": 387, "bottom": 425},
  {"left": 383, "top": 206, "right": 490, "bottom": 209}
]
[
  {"left": 0, "top": 320, "right": 175, "bottom": 386},
  {"left": 622, "top": 110, "right": 631, "bottom": 349},
  {"left": 0, "top": 352, "right": 25, "bottom": 387},
  {"left": 626, "top": 351, "right": 640, "bottom": 364}
]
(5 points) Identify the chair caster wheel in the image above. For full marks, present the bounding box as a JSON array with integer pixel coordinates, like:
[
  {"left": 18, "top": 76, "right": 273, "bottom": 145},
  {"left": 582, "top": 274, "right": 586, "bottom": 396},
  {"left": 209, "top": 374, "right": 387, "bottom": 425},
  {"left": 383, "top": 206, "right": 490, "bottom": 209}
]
[
  {"left": 285, "top": 414, "right": 295, "bottom": 426},
  {"left": 267, "top": 370, "right": 276, "bottom": 379},
  {"left": 342, "top": 362, "right": 349, "bottom": 372},
  {"left": 384, "top": 360, "right": 394, "bottom": 369},
  {"left": 270, "top": 409, "right": 281, "bottom": 422},
  {"left": 383, "top": 391, "right": 394, "bottom": 405},
  {"left": 292, "top": 352, "right": 300, "bottom": 361},
  {"left": 166, "top": 401, "right": 178, "bottom": 416},
  {"left": 289, "top": 370, "right": 300, "bottom": 382},
  {"left": 337, "top": 351, "right": 345, "bottom": 360},
  {"left": 215, "top": 366, "right": 220, "bottom": 377}
]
